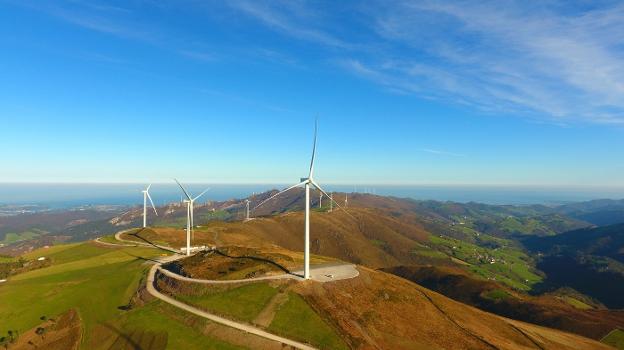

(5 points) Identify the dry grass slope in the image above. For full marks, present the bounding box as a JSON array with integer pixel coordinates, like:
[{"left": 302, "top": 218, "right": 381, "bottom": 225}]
[{"left": 293, "top": 267, "right": 612, "bottom": 350}]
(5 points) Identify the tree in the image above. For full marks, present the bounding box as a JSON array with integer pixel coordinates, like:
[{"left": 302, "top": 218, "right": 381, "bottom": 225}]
[{"left": 35, "top": 327, "right": 46, "bottom": 340}]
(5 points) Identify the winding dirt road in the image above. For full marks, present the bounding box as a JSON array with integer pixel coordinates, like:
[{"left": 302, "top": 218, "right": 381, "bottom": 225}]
[
  {"left": 95, "top": 231, "right": 320, "bottom": 350},
  {"left": 147, "top": 259, "right": 317, "bottom": 350}
]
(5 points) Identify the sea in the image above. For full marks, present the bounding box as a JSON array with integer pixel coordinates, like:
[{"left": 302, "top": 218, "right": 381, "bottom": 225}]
[{"left": 1, "top": 183, "right": 624, "bottom": 212}]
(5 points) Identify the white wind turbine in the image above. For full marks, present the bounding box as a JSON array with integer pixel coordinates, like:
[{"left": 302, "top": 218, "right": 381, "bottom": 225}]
[
  {"left": 142, "top": 184, "right": 158, "bottom": 228},
  {"left": 254, "top": 121, "right": 349, "bottom": 279},
  {"left": 174, "top": 179, "right": 209, "bottom": 256},
  {"left": 244, "top": 199, "right": 250, "bottom": 221}
]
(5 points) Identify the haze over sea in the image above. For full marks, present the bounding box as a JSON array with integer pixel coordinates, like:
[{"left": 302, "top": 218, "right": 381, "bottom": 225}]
[{"left": 1, "top": 183, "right": 624, "bottom": 209}]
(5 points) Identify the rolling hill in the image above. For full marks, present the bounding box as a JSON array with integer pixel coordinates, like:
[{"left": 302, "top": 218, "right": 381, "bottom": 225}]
[
  {"left": 3, "top": 190, "right": 624, "bottom": 348},
  {"left": 123, "top": 205, "right": 544, "bottom": 291},
  {"left": 382, "top": 264, "right": 624, "bottom": 341},
  {"left": 1, "top": 235, "right": 611, "bottom": 349},
  {"left": 555, "top": 199, "right": 624, "bottom": 226},
  {"left": 123, "top": 207, "right": 622, "bottom": 344},
  {"left": 523, "top": 223, "right": 624, "bottom": 309}
]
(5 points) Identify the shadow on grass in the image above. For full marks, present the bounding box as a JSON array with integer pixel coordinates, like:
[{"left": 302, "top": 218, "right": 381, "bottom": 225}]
[
  {"left": 213, "top": 249, "right": 302, "bottom": 278},
  {"left": 124, "top": 252, "right": 163, "bottom": 265},
  {"left": 127, "top": 229, "right": 180, "bottom": 255},
  {"left": 99, "top": 322, "right": 142, "bottom": 350},
  {"left": 161, "top": 249, "right": 303, "bottom": 279},
  {"left": 128, "top": 228, "right": 303, "bottom": 279}
]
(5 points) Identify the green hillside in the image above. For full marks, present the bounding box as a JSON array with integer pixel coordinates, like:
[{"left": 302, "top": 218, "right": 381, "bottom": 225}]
[{"left": 0, "top": 243, "right": 244, "bottom": 349}]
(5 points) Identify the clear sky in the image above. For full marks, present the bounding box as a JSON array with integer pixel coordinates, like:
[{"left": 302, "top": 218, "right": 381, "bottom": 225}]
[{"left": 1, "top": 1, "right": 623, "bottom": 186}]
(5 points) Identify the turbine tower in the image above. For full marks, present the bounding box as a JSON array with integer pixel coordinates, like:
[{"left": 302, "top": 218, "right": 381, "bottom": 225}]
[
  {"left": 174, "top": 179, "right": 209, "bottom": 256},
  {"left": 245, "top": 199, "right": 250, "bottom": 221},
  {"left": 142, "top": 184, "right": 158, "bottom": 228},
  {"left": 254, "top": 120, "right": 348, "bottom": 279},
  {"left": 329, "top": 192, "right": 333, "bottom": 212},
  {"left": 319, "top": 193, "right": 323, "bottom": 208},
  {"left": 345, "top": 193, "right": 348, "bottom": 207}
]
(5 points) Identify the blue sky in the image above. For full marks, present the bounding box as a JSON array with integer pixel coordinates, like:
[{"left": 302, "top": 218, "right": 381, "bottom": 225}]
[{"left": 1, "top": 0, "right": 623, "bottom": 186}]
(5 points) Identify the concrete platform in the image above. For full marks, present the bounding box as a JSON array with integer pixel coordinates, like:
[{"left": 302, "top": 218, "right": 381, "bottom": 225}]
[{"left": 292, "top": 262, "right": 360, "bottom": 282}]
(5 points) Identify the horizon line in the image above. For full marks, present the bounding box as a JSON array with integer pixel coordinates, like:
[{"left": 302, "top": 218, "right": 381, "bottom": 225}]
[{"left": 0, "top": 181, "right": 624, "bottom": 189}]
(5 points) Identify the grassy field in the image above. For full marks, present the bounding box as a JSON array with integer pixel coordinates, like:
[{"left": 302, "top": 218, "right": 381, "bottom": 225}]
[
  {"left": 175, "top": 283, "right": 279, "bottom": 322},
  {"left": 561, "top": 295, "right": 594, "bottom": 310},
  {"left": 1, "top": 228, "right": 47, "bottom": 245},
  {"left": 483, "top": 288, "right": 511, "bottom": 301},
  {"left": 117, "top": 301, "right": 246, "bottom": 350},
  {"left": 268, "top": 292, "right": 348, "bottom": 350},
  {"left": 169, "top": 279, "right": 348, "bottom": 349},
  {"left": 411, "top": 245, "right": 449, "bottom": 259},
  {"left": 98, "top": 234, "right": 121, "bottom": 244},
  {"left": 601, "top": 328, "right": 624, "bottom": 349},
  {"left": 0, "top": 243, "right": 159, "bottom": 342},
  {"left": 0, "top": 242, "right": 243, "bottom": 349},
  {"left": 428, "top": 234, "right": 542, "bottom": 290},
  {"left": 0, "top": 255, "right": 17, "bottom": 263}
]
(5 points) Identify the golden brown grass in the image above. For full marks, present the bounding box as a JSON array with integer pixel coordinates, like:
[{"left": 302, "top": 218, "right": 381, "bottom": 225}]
[{"left": 293, "top": 267, "right": 613, "bottom": 350}]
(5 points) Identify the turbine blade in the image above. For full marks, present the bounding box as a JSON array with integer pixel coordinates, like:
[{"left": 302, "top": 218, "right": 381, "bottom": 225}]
[
  {"left": 193, "top": 188, "right": 210, "bottom": 201},
  {"left": 253, "top": 181, "right": 306, "bottom": 211},
  {"left": 311, "top": 180, "right": 356, "bottom": 220},
  {"left": 146, "top": 192, "right": 158, "bottom": 216},
  {"left": 174, "top": 178, "right": 192, "bottom": 200},
  {"left": 309, "top": 118, "right": 317, "bottom": 178},
  {"left": 146, "top": 183, "right": 151, "bottom": 191}
]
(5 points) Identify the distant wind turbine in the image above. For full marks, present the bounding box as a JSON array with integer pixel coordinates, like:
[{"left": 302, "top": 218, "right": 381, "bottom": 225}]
[
  {"left": 254, "top": 120, "right": 350, "bottom": 279},
  {"left": 329, "top": 192, "right": 333, "bottom": 212},
  {"left": 345, "top": 193, "right": 348, "bottom": 207},
  {"left": 142, "top": 184, "right": 158, "bottom": 228},
  {"left": 174, "top": 179, "right": 209, "bottom": 256},
  {"left": 245, "top": 199, "right": 250, "bottom": 221},
  {"left": 319, "top": 193, "right": 323, "bottom": 208}
]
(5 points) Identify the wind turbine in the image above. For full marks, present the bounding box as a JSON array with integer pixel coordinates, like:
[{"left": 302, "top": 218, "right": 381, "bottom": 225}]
[
  {"left": 329, "top": 192, "right": 333, "bottom": 212},
  {"left": 254, "top": 120, "right": 349, "bottom": 279},
  {"left": 174, "top": 179, "right": 209, "bottom": 256},
  {"left": 345, "top": 193, "right": 348, "bottom": 207},
  {"left": 244, "top": 199, "right": 250, "bottom": 221},
  {"left": 142, "top": 184, "right": 158, "bottom": 228},
  {"left": 319, "top": 193, "right": 323, "bottom": 208}
]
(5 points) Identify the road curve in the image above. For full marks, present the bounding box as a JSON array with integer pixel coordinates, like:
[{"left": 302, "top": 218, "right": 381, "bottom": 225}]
[
  {"left": 157, "top": 265, "right": 302, "bottom": 284},
  {"left": 114, "top": 229, "right": 179, "bottom": 253},
  {"left": 157, "top": 262, "right": 360, "bottom": 284},
  {"left": 93, "top": 237, "right": 137, "bottom": 247},
  {"left": 95, "top": 231, "right": 318, "bottom": 350},
  {"left": 147, "top": 259, "right": 318, "bottom": 350}
]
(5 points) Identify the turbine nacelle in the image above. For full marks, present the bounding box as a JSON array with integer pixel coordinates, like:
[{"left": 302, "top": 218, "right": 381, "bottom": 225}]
[{"left": 174, "top": 179, "right": 210, "bottom": 256}]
